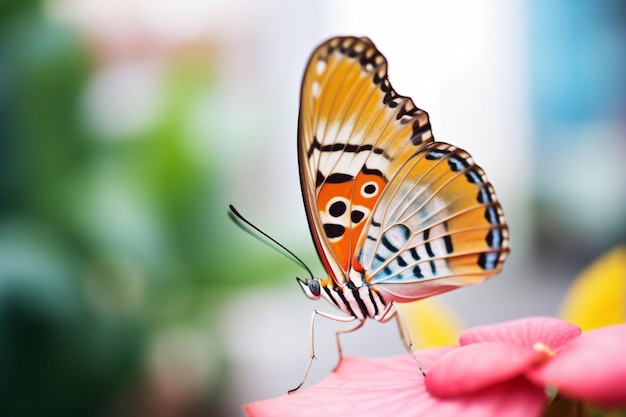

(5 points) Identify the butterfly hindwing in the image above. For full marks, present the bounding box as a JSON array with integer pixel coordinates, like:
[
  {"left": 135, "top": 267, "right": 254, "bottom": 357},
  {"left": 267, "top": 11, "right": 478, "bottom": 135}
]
[
  {"left": 298, "top": 36, "right": 434, "bottom": 284},
  {"left": 359, "top": 142, "right": 510, "bottom": 301}
]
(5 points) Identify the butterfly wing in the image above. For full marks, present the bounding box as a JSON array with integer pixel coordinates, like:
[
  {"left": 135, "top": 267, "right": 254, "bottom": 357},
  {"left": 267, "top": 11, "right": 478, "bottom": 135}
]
[
  {"left": 298, "top": 36, "right": 434, "bottom": 284},
  {"left": 358, "top": 141, "right": 510, "bottom": 302}
]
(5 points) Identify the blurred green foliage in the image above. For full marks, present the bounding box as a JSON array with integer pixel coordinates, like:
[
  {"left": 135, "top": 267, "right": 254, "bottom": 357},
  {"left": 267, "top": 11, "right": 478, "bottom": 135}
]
[{"left": 0, "top": 2, "right": 291, "bottom": 416}]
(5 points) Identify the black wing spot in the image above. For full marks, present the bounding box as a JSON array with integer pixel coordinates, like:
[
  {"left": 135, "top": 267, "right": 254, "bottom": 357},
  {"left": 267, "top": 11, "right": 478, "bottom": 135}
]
[
  {"left": 363, "top": 183, "right": 377, "bottom": 196},
  {"left": 412, "top": 265, "right": 424, "bottom": 279},
  {"left": 423, "top": 228, "right": 435, "bottom": 257},
  {"left": 315, "top": 171, "right": 325, "bottom": 187},
  {"left": 308, "top": 136, "right": 385, "bottom": 159},
  {"left": 381, "top": 225, "right": 410, "bottom": 253},
  {"left": 351, "top": 210, "right": 365, "bottom": 224},
  {"left": 324, "top": 223, "right": 345, "bottom": 239},
  {"left": 381, "top": 234, "right": 399, "bottom": 252},
  {"left": 326, "top": 173, "right": 353, "bottom": 184},
  {"left": 329, "top": 200, "right": 347, "bottom": 217},
  {"left": 361, "top": 166, "right": 386, "bottom": 181}
]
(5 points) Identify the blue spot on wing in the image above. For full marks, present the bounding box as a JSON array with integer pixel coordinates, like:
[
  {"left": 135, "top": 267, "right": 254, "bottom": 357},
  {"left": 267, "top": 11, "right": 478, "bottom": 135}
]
[
  {"left": 477, "top": 186, "right": 491, "bottom": 203},
  {"left": 448, "top": 155, "right": 469, "bottom": 172},
  {"left": 485, "top": 206, "right": 499, "bottom": 224},
  {"left": 466, "top": 169, "right": 482, "bottom": 184},
  {"left": 487, "top": 229, "right": 503, "bottom": 248},
  {"left": 479, "top": 252, "right": 499, "bottom": 270},
  {"left": 425, "top": 149, "right": 449, "bottom": 160}
]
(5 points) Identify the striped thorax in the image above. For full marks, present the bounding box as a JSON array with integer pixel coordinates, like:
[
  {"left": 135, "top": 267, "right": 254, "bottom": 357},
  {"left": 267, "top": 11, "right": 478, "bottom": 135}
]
[{"left": 297, "top": 277, "right": 389, "bottom": 321}]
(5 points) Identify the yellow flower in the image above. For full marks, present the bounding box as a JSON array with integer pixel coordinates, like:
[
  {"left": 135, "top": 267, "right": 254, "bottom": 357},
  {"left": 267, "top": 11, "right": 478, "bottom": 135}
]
[
  {"left": 560, "top": 245, "right": 626, "bottom": 331},
  {"left": 398, "top": 298, "right": 464, "bottom": 349}
]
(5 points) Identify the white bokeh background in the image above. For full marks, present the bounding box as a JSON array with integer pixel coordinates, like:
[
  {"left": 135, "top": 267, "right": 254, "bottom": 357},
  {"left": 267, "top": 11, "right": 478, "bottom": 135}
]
[{"left": 9, "top": 1, "right": 621, "bottom": 416}]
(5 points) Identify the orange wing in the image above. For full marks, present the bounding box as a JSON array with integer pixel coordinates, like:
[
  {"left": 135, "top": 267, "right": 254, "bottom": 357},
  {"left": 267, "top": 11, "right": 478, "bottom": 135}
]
[{"left": 298, "top": 36, "right": 434, "bottom": 284}]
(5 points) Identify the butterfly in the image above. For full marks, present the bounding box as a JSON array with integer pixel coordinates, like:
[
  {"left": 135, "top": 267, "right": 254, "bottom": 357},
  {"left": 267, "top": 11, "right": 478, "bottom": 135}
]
[{"left": 291, "top": 36, "right": 509, "bottom": 392}]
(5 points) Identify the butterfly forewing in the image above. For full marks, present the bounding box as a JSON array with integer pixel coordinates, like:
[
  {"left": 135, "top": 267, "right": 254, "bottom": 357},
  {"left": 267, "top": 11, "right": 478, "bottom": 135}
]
[{"left": 298, "top": 36, "right": 434, "bottom": 284}]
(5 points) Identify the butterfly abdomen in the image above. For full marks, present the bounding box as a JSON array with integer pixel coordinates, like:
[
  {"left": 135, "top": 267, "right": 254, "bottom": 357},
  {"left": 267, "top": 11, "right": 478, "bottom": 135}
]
[{"left": 319, "top": 279, "right": 388, "bottom": 320}]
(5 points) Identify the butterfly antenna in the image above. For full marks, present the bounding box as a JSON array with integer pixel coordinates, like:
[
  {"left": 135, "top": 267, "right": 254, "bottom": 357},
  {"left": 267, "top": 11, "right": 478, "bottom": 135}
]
[{"left": 228, "top": 205, "right": 315, "bottom": 280}]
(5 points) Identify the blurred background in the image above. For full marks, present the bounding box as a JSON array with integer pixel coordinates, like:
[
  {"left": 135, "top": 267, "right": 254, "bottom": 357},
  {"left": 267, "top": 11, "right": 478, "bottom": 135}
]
[{"left": 0, "top": 0, "right": 624, "bottom": 416}]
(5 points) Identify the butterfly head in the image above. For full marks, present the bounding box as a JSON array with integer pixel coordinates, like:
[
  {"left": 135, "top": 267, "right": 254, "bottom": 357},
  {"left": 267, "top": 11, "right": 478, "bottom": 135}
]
[{"left": 296, "top": 277, "right": 322, "bottom": 300}]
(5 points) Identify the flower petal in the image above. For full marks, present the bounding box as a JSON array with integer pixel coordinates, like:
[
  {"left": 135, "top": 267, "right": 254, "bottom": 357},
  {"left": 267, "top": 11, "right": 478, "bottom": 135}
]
[
  {"left": 245, "top": 351, "right": 545, "bottom": 417},
  {"left": 527, "top": 324, "right": 626, "bottom": 407},
  {"left": 459, "top": 316, "right": 581, "bottom": 350},
  {"left": 426, "top": 342, "right": 548, "bottom": 396}
]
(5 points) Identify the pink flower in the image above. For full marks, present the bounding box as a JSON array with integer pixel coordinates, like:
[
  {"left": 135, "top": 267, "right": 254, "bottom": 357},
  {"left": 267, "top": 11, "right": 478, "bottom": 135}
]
[
  {"left": 245, "top": 348, "right": 546, "bottom": 417},
  {"left": 245, "top": 317, "right": 626, "bottom": 417},
  {"left": 426, "top": 316, "right": 626, "bottom": 408}
]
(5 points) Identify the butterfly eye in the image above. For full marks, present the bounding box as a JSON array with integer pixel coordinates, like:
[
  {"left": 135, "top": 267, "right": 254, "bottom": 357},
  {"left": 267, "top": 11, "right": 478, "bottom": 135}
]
[
  {"left": 296, "top": 277, "right": 321, "bottom": 300},
  {"left": 308, "top": 279, "right": 321, "bottom": 297},
  {"left": 361, "top": 181, "right": 379, "bottom": 198}
]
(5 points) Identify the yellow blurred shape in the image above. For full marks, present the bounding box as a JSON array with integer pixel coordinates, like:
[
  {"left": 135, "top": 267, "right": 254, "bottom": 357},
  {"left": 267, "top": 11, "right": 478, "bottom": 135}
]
[
  {"left": 560, "top": 245, "right": 626, "bottom": 331},
  {"left": 397, "top": 298, "right": 465, "bottom": 349}
]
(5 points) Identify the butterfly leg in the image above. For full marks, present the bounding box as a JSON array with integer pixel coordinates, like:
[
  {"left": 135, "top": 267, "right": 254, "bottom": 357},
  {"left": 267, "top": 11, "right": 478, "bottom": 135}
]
[
  {"left": 331, "top": 319, "right": 365, "bottom": 372},
  {"left": 289, "top": 309, "right": 358, "bottom": 394},
  {"left": 372, "top": 303, "right": 425, "bottom": 375},
  {"left": 394, "top": 301, "right": 427, "bottom": 376},
  {"left": 375, "top": 300, "right": 397, "bottom": 323}
]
